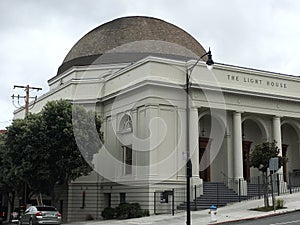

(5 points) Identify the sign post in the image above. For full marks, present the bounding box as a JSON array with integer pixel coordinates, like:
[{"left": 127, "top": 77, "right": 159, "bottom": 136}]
[{"left": 269, "top": 157, "right": 279, "bottom": 211}]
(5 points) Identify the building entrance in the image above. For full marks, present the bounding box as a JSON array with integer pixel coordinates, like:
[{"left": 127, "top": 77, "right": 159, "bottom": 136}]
[
  {"left": 199, "top": 137, "right": 211, "bottom": 182},
  {"left": 282, "top": 144, "right": 288, "bottom": 182},
  {"left": 242, "top": 141, "right": 252, "bottom": 182}
]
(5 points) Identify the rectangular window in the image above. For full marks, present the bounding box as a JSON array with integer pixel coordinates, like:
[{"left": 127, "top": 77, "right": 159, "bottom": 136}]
[
  {"left": 104, "top": 193, "right": 111, "bottom": 208},
  {"left": 80, "top": 191, "right": 86, "bottom": 209},
  {"left": 123, "top": 146, "right": 132, "bottom": 174},
  {"left": 120, "top": 193, "right": 126, "bottom": 204}
]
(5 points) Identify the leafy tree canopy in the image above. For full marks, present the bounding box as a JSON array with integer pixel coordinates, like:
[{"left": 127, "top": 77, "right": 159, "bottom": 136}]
[
  {"left": 4, "top": 114, "right": 48, "bottom": 196},
  {"left": 249, "top": 140, "right": 283, "bottom": 173},
  {"left": 3, "top": 99, "right": 102, "bottom": 200}
]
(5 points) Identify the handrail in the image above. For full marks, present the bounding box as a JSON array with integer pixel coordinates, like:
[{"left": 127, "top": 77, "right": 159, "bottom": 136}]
[{"left": 220, "top": 171, "right": 228, "bottom": 178}]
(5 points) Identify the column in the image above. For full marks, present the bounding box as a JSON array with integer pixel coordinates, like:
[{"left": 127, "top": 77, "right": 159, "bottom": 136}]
[
  {"left": 273, "top": 116, "right": 284, "bottom": 177},
  {"left": 131, "top": 108, "right": 138, "bottom": 177},
  {"left": 297, "top": 140, "right": 300, "bottom": 174},
  {"left": 233, "top": 112, "right": 244, "bottom": 179},
  {"left": 273, "top": 116, "right": 282, "bottom": 156},
  {"left": 298, "top": 140, "right": 300, "bottom": 164},
  {"left": 272, "top": 116, "right": 287, "bottom": 191},
  {"left": 147, "top": 104, "right": 159, "bottom": 178},
  {"left": 226, "top": 130, "right": 233, "bottom": 179},
  {"left": 190, "top": 107, "right": 200, "bottom": 185}
]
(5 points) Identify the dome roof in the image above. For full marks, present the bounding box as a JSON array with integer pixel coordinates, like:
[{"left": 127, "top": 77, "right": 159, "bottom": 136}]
[{"left": 57, "top": 16, "right": 207, "bottom": 74}]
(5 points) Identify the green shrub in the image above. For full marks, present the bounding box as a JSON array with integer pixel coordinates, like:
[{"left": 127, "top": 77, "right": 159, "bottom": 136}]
[
  {"left": 85, "top": 214, "right": 94, "bottom": 220},
  {"left": 129, "top": 203, "right": 141, "bottom": 218},
  {"left": 102, "top": 203, "right": 148, "bottom": 220},
  {"left": 101, "top": 207, "right": 115, "bottom": 220},
  {"left": 115, "top": 203, "right": 132, "bottom": 219},
  {"left": 115, "top": 203, "right": 143, "bottom": 219},
  {"left": 276, "top": 199, "right": 285, "bottom": 209},
  {"left": 142, "top": 209, "right": 150, "bottom": 217}
]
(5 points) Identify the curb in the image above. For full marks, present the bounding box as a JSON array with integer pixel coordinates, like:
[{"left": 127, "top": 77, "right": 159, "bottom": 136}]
[{"left": 207, "top": 209, "right": 300, "bottom": 224}]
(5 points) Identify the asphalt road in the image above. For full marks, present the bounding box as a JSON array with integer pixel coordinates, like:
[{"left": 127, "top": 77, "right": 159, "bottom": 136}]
[{"left": 224, "top": 211, "right": 300, "bottom": 225}]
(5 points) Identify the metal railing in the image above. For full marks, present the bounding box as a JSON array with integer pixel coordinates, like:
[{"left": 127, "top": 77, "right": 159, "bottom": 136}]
[
  {"left": 153, "top": 172, "right": 300, "bottom": 215},
  {"left": 153, "top": 184, "right": 202, "bottom": 215}
]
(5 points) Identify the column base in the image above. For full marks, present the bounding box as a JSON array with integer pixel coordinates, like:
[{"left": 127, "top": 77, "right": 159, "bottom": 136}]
[
  {"left": 271, "top": 172, "right": 288, "bottom": 194},
  {"left": 191, "top": 176, "right": 203, "bottom": 196},
  {"left": 228, "top": 178, "right": 247, "bottom": 196}
]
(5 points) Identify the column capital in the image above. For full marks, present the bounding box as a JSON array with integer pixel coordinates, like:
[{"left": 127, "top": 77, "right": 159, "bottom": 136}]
[
  {"left": 234, "top": 111, "right": 244, "bottom": 114},
  {"left": 190, "top": 106, "right": 199, "bottom": 111},
  {"left": 131, "top": 107, "right": 138, "bottom": 113},
  {"left": 225, "top": 130, "right": 231, "bottom": 137}
]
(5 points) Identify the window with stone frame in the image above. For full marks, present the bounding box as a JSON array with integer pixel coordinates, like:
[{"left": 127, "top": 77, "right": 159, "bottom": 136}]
[
  {"left": 123, "top": 145, "right": 132, "bottom": 175},
  {"left": 120, "top": 193, "right": 126, "bottom": 204},
  {"left": 120, "top": 114, "right": 132, "bottom": 133},
  {"left": 104, "top": 193, "right": 111, "bottom": 208}
]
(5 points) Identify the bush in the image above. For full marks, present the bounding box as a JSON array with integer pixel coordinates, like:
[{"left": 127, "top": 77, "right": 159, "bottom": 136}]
[
  {"left": 142, "top": 209, "right": 150, "bottom": 217},
  {"left": 115, "top": 203, "right": 143, "bottom": 219},
  {"left": 85, "top": 214, "right": 94, "bottom": 220},
  {"left": 115, "top": 203, "right": 134, "bottom": 219},
  {"left": 101, "top": 207, "right": 115, "bottom": 220},
  {"left": 102, "top": 203, "right": 148, "bottom": 220},
  {"left": 130, "top": 203, "right": 141, "bottom": 218},
  {"left": 276, "top": 199, "right": 285, "bottom": 209}
]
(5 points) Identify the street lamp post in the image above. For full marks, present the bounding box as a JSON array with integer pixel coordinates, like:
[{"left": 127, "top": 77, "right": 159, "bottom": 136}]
[{"left": 186, "top": 48, "right": 214, "bottom": 225}]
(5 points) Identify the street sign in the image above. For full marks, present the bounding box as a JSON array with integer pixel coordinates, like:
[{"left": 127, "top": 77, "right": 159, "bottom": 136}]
[{"left": 269, "top": 157, "right": 279, "bottom": 171}]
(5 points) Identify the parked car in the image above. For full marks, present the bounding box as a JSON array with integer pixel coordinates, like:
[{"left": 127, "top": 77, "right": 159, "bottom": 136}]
[
  {"left": 0, "top": 208, "right": 7, "bottom": 225},
  {"left": 19, "top": 206, "right": 61, "bottom": 225},
  {"left": 10, "top": 207, "right": 24, "bottom": 223},
  {"left": 0, "top": 206, "right": 7, "bottom": 223}
]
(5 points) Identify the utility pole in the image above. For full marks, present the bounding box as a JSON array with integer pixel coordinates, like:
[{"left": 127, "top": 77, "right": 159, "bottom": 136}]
[
  {"left": 12, "top": 85, "right": 42, "bottom": 116},
  {"left": 11, "top": 84, "right": 42, "bottom": 208}
]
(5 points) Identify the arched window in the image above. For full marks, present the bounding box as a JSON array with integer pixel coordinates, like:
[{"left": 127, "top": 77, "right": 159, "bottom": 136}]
[
  {"left": 120, "top": 114, "right": 132, "bottom": 133},
  {"left": 119, "top": 114, "right": 133, "bottom": 175}
]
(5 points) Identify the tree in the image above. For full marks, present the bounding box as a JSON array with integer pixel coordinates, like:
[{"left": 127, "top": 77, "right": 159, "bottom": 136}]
[
  {"left": 4, "top": 99, "right": 102, "bottom": 207},
  {"left": 249, "top": 140, "right": 284, "bottom": 208},
  {"left": 4, "top": 113, "right": 51, "bottom": 205},
  {"left": 40, "top": 100, "right": 102, "bottom": 202},
  {"left": 0, "top": 130, "right": 24, "bottom": 220}
]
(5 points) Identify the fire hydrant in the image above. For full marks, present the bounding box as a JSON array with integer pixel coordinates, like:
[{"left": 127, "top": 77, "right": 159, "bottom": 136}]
[{"left": 209, "top": 205, "right": 217, "bottom": 222}]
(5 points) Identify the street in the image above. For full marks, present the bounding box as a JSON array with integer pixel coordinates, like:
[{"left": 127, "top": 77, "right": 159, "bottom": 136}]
[{"left": 223, "top": 211, "right": 300, "bottom": 225}]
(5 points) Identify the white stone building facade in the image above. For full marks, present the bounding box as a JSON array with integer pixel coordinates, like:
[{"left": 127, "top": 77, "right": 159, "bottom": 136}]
[{"left": 14, "top": 16, "right": 300, "bottom": 221}]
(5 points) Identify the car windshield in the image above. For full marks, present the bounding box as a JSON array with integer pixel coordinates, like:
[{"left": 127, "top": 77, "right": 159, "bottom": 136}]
[{"left": 36, "top": 207, "right": 56, "bottom": 211}]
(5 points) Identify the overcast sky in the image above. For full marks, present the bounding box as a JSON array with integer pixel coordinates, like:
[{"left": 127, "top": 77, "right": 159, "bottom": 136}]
[{"left": 1, "top": 0, "right": 300, "bottom": 129}]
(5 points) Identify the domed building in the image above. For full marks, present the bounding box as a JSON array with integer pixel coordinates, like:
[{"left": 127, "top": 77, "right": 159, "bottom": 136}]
[
  {"left": 14, "top": 16, "right": 300, "bottom": 222},
  {"left": 57, "top": 16, "right": 207, "bottom": 72}
]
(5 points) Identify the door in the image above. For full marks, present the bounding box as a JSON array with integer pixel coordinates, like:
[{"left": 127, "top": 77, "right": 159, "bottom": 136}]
[
  {"left": 242, "top": 141, "right": 252, "bottom": 182},
  {"left": 282, "top": 144, "right": 288, "bottom": 182},
  {"left": 199, "top": 137, "right": 210, "bottom": 182}
]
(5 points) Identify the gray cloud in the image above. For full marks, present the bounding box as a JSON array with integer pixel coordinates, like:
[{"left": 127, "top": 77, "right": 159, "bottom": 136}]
[{"left": 1, "top": 0, "right": 299, "bottom": 129}]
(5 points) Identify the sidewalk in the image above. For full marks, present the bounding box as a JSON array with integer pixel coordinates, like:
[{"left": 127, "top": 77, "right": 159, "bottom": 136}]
[{"left": 65, "top": 191, "right": 300, "bottom": 225}]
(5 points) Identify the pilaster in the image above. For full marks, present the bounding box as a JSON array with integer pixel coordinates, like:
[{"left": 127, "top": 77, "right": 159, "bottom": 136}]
[
  {"left": 272, "top": 116, "right": 282, "bottom": 156},
  {"left": 190, "top": 107, "right": 201, "bottom": 185}
]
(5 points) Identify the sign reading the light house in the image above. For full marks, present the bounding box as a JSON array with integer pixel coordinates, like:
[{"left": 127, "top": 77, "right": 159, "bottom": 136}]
[{"left": 226, "top": 74, "right": 288, "bottom": 89}]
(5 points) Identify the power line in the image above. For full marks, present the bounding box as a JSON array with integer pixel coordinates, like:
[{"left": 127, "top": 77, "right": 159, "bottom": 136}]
[
  {"left": 0, "top": 120, "right": 12, "bottom": 124},
  {"left": 10, "top": 84, "right": 42, "bottom": 207},
  {"left": 12, "top": 85, "right": 42, "bottom": 116}
]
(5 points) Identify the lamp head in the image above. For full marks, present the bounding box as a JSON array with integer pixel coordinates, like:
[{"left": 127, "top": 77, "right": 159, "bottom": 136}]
[{"left": 206, "top": 47, "right": 214, "bottom": 70}]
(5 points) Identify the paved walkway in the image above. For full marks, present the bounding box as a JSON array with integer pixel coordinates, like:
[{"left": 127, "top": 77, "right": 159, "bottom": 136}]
[{"left": 66, "top": 191, "right": 300, "bottom": 225}]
